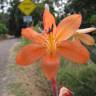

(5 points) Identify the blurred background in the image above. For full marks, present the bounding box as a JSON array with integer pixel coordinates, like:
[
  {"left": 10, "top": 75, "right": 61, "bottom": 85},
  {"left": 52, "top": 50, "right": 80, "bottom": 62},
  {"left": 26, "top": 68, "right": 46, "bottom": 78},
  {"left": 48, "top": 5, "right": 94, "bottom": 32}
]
[
  {"left": 0, "top": 0, "right": 96, "bottom": 37},
  {"left": 0, "top": 0, "right": 96, "bottom": 96}
]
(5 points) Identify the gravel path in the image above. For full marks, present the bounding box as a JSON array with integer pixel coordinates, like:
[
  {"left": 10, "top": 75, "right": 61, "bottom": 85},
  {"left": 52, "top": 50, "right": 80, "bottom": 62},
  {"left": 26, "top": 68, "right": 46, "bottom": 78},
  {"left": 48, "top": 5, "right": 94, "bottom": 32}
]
[{"left": 0, "top": 39, "right": 18, "bottom": 96}]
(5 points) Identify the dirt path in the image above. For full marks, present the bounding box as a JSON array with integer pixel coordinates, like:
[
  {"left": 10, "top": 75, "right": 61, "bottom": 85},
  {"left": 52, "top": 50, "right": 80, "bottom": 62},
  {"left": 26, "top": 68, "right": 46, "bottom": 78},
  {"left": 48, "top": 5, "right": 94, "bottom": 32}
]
[
  {"left": 0, "top": 39, "right": 18, "bottom": 96},
  {"left": 7, "top": 41, "right": 51, "bottom": 96}
]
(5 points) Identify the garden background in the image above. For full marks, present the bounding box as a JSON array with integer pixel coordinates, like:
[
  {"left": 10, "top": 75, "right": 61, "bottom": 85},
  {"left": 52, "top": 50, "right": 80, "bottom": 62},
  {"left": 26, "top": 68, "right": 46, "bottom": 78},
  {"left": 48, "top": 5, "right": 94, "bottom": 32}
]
[{"left": 0, "top": 0, "right": 96, "bottom": 96}]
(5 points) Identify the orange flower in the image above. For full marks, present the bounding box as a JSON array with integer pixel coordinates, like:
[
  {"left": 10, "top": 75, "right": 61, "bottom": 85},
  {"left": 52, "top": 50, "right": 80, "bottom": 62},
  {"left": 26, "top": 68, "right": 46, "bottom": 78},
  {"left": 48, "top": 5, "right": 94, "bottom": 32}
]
[
  {"left": 74, "top": 27, "right": 96, "bottom": 45},
  {"left": 16, "top": 8, "right": 90, "bottom": 80}
]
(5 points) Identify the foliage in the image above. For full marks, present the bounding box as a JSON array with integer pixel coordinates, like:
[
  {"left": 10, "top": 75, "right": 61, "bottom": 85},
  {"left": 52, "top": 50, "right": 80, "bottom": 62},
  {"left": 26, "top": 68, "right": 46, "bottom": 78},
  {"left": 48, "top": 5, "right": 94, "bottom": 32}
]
[
  {"left": 90, "top": 15, "right": 96, "bottom": 26},
  {"left": 57, "top": 59, "right": 96, "bottom": 96},
  {"left": 0, "top": 13, "right": 9, "bottom": 35},
  {"left": 32, "top": 3, "right": 44, "bottom": 26},
  {"left": 87, "top": 45, "right": 96, "bottom": 64},
  {"left": 9, "top": 83, "right": 32, "bottom": 96},
  {"left": 65, "top": 0, "right": 96, "bottom": 27},
  {"left": 8, "top": 0, "right": 23, "bottom": 37},
  {"left": 0, "top": 22, "right": 8, "bottom": 36},
  {"left": 0, "top": 13, "right": 8, "bottom": 24},
  {"left": 20, "top": 37, "right": 32, "bottom": 46}
]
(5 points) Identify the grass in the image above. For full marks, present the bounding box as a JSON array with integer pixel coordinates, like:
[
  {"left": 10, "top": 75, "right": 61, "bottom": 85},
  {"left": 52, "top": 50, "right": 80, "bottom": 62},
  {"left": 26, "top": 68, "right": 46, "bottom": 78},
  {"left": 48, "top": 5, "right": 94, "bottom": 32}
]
[{"left": 57, "top": 58, "right": 96, "bottom": 96}]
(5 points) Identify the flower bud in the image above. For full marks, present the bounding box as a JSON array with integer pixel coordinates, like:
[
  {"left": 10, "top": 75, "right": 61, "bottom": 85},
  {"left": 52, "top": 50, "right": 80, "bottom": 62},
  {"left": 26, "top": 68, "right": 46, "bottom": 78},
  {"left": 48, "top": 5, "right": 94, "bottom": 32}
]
[{"left": 59, "top": 87, "right": 73, "bottom": 96}]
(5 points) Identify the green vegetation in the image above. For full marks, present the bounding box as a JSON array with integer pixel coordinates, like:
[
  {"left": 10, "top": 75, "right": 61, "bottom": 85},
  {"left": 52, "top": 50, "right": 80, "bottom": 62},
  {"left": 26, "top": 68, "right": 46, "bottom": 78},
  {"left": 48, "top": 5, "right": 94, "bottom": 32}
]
[
  {"left": 0, "top": 13, "right": 9, "bottom": 36},
  {"left": 57, "top": 59, "right": 96, "bottom": 96},
  {"left": 9, "top": 83, "right": 33, "bottom": 96},
  {"left": 65, "top": 0, "right": 96, "bottom": 27},
  {"left": 0, "top": 22, "right": 8, "bottom": 36},
  {"left": 20, "top": 37, "right": 32, "bottom": 46}
]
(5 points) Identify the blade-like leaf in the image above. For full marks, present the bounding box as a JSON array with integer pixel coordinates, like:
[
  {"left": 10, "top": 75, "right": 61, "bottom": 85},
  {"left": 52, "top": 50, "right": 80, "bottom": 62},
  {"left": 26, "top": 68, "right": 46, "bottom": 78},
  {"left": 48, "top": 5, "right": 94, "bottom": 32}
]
[{"left": 87, "top": 45, "right": 96, "bottom": 64}]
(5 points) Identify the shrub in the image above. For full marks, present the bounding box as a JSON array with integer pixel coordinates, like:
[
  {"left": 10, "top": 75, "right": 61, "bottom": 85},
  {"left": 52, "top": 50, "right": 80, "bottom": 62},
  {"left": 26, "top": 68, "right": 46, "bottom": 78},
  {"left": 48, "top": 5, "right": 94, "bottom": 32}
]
[
  {"left": 0, "top": 22, "right": 8, "bottom": 36},
  {"left": 90, "top": 15, "right": 96, "bottom": 25},
  {"left": 57, "top": 59, "right": 96, "bottom": 96}
]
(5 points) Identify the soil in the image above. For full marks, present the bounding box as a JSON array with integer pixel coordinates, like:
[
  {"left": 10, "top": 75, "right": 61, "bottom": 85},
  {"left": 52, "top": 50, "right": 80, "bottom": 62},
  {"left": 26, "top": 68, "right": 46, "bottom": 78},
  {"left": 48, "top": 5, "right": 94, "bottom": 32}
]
[{"left": 0, "top": 38, "right": 18, "bottom": 96}]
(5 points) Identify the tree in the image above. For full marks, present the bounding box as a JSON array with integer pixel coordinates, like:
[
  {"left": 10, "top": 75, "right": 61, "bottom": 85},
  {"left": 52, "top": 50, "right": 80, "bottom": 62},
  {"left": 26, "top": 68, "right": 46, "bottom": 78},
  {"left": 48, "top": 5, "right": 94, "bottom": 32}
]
[
  {"left": 65, "top": 0, "right": 96, "bottom": 27},
  {"left": 8, "top": 0, "right": 23, "bottom": 37}
]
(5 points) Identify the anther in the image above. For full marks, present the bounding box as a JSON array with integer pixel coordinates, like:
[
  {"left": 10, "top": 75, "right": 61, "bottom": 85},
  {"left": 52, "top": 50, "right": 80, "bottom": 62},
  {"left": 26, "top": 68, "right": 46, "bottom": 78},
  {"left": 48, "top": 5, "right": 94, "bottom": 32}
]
[{"left": 48, "top": 24, "right": 54, "bottom": 34}]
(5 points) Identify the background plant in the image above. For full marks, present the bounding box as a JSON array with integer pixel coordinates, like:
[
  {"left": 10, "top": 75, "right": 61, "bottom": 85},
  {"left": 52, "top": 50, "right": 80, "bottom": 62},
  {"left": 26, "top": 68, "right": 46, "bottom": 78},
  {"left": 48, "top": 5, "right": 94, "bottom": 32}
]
[
  {"left": 57, "top": 59, "right": 96, "bottom": 96},
  {"left": 0, "top": 22, "right": 8, "bottom": 36}
]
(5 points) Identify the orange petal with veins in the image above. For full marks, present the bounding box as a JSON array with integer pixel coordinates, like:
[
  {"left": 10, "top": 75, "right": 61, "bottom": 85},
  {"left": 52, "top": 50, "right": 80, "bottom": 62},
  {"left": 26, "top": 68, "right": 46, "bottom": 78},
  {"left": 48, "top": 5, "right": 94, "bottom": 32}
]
[
  {"left": 16, "top": 44, "right": 46, "bottom": 66},
  {"left": 58, "top": 40, "right": 89, "bottom": 64},
  {"left": 22, "top": 28, "right": 45, "bottom": 44},
  {"left": 56, "top": 14, "right": 82, "bottom": 41},
  {"left": 77, "top": 34, "right": 95, "bottom": 45},
  {"left": 41, "top": 54, "right": 60, "bottom": 80},
  {"left": 43, "top": 8, "right": 56, "bottom": 32}
]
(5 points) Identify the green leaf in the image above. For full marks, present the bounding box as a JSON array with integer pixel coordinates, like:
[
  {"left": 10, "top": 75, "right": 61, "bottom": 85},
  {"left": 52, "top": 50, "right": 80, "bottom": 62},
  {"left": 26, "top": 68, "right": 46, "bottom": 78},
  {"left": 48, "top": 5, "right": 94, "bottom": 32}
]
[{"left": 87, "top": 45, "right": 96, "bottom": 64}]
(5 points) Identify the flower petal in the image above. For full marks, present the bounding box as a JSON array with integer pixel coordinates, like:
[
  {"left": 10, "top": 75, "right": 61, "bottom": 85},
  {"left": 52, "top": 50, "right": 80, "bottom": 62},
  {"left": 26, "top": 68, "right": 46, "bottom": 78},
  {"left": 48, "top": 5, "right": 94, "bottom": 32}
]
[
  {"left": 43, "top": 8, "right": 56, "bottom": 33},
  {"left": 41, "top": 54, "right": 60, "bottom": 80},
  {"left": 56, "top": 14, "right": 82, "bottom": 41},
  {"left": 22, "top": 28, "right": 45, "bottom": 44},
  {"left": 58, "top": 40, "right": 90, "bottom": 64},
  {"left": 59, "top": 87, "right": 72, "bottom": 96},
  {"left": 76, "top": 34, "right": 95, "bottom": 45},
  {"left": 16, "top": 44, "right": 46, "bottom": 66},
  {"left": 77, "top": 27, "right": 96, "bottom": 33}
]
